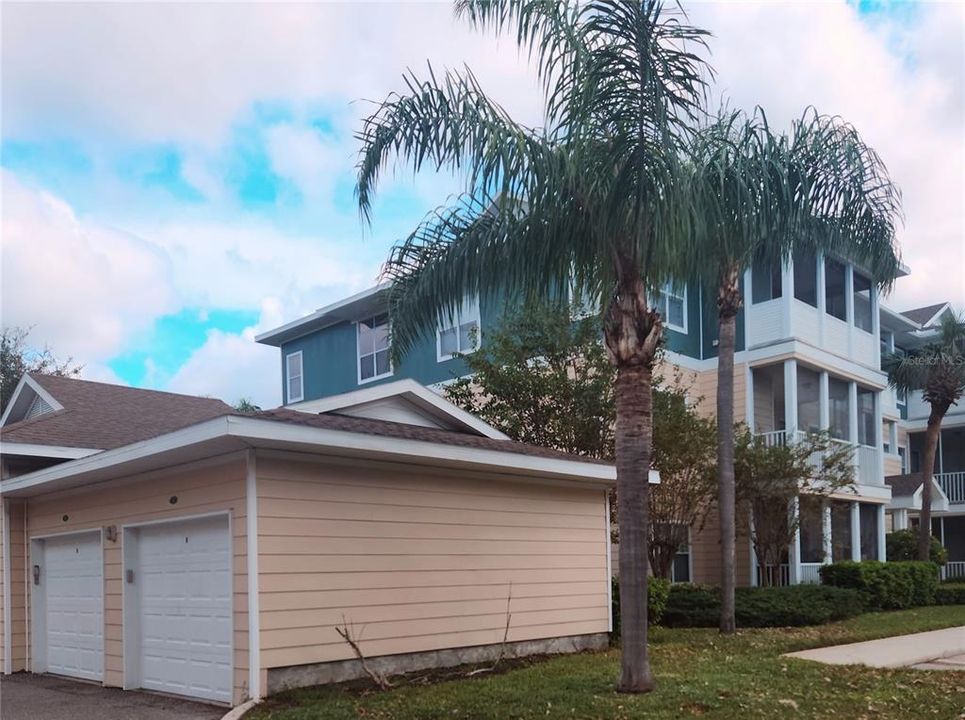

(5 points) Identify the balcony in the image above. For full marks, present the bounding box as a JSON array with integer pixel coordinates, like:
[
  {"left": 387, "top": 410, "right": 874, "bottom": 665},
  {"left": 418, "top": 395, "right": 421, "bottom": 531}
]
[
  {"left": 936, "top": 471, "right": 965, "bottom": 505},
  {"left": 754, "top": 429, "right": 875, "bottom": 486}
]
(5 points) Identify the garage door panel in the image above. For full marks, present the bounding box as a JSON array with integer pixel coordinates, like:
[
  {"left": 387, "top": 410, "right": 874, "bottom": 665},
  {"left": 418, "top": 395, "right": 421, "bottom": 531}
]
[
  {"left": 132, "top": 515, "right": 232, "bottom": 704},
  {"left": 43, "top": 532, "right": 104, "bottom": 682}
]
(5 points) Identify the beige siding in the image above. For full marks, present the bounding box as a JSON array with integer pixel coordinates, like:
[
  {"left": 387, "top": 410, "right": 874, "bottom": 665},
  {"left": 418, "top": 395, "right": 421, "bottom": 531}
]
[
  {"left": 20, "top": 456, "right": 249, "bottom": 704},
  {"left": 691, "top": 506, "right": 752, "bottom": 587},
  {"left": 256, "top": 455, "right": 609, "bottom": 670},
  {"left": 8, "top": 501, "right": 27, "bottom": 672}
]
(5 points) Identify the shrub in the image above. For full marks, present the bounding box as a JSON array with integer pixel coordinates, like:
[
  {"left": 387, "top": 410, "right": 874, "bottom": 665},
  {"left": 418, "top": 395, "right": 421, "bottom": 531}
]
[
  {"left": 610, "top": 576, "right": 672, "bottom": 640},
  {"left": 819, "top": 560, "right": 940, "bottom": 609},
  {"left": 886, "top": 530, "right": 947, "bottom": 565},
  {"left": 660, "top": 584, "right": 864, "bottom": 628},
  {"left": 934, "top": 583, "right": 965, "bottom": 605}
]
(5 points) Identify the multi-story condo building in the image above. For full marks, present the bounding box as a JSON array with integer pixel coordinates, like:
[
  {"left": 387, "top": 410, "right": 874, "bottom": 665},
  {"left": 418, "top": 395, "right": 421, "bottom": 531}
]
[{"left": 257, "top": 253, "right": 960, "bottom": 585}]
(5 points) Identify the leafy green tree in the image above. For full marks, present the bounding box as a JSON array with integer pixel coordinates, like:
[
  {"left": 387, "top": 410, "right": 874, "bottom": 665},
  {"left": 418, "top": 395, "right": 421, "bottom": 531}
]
[
  {"left": 1, "top": 326, "right": 82, "bottom": 414},
  {"left": 886, "top": 529, "right": 946, "bottom": 566},
  {"left": 356, "top": 1, "right": 710, "bottom": 692},
  {"left": 884, "top": 314, "right": 965, "bottom": 559},
  {"left": 734, "top": 428, "right": 855, "bottom": 587},
  {"left": 683, "top": 109, "right": 902, "bottom": 630},
  {"left": 234, "top": 398, "right": 262, "bottom": 413}
]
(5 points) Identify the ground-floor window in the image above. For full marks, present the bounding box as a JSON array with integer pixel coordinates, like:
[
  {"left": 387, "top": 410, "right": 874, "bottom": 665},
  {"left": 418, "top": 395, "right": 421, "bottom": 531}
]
[
  {"left": 671, "top": 530, "right": 691, "bottom": 583},
  {"left": 860, "top": 503, "right": 879, "bottom": 560},
  {"left": 830, "top": 500, "right": 853, "bottom": 562}
]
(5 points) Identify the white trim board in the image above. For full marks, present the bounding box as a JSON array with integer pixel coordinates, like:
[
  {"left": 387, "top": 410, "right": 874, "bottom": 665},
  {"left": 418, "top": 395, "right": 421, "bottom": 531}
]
[
  {"left": 0, "top": 443, "right": 101, "bottom": 460},
  {"left": 1, "top": 375, "right": 65, "bottom": 427}
]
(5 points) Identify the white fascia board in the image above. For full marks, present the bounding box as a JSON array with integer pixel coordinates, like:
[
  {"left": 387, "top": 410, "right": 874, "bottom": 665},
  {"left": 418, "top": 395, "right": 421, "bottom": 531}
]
[
  {"left": 1, "top": 414, "right": 630, "bottom": 495},
  {"left": 922, "top": 303, "right": 952, "bottom": 328},
  {"left": 822, "top": 482, "right": 893, "bottom": 504},
  {"left": 913, "top": 480, "right": 951, "bottom": 512},
  {"left": 0, "top": 375, "right": 65, "bottom": 427},
  {"left": 288, "top": 378, "right": 510, "bottom": 440},
  {"left": 0, "top": 443, "right": 101, "bottom": 460},
  {"left": 225, "top": 415, "right": 619, "bottom": 484},
  {"left": 255, "top": 283, "right": 389, "bottom": 346},
  {"left": 0, "top": 417, "right": 232, "bottom": 495}
]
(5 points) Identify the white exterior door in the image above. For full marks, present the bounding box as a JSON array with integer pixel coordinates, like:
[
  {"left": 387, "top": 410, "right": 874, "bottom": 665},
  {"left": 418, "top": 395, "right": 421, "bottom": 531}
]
[
  {"left": 43, "top": 531, "right": 104, "bottom": 681},
  {"left": 127, "top": 515, "right": 232, "bottom": 703}
]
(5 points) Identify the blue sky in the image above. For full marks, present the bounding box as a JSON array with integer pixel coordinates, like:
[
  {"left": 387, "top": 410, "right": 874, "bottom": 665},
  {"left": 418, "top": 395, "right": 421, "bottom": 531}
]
[{"left": 1, "top": 1, "right": 962, "bottom": 408}]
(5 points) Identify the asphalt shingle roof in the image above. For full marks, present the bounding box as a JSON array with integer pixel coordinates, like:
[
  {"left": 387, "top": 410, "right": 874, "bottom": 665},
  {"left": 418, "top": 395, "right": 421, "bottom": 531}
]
[
  {"left": 885, "top": 473, "right": 923, "bottom": 497},
  {"left": 900, "top": 303, "right": 948, "bottom": 326},
  {"left": 1, "top": 374, "right": 232, "bottom": 450}
]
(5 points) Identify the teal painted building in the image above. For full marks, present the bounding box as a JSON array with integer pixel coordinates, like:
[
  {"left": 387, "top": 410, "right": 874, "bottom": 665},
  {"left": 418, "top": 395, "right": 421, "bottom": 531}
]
[{"left": 256, "top": 279, "right": 742, "bottom": 404}]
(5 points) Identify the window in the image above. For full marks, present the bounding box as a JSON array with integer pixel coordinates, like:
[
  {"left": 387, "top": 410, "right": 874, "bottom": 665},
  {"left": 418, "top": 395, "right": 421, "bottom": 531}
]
[
  {"left": 358, "top": 314, "right": 391, "bottom": 383},
  {"left": 859, "top": 503, "right": 878, "bottom": 560},
  {"left": 799, "top": 496, "right": 825, "bottom": 563},
  {"left": 793, "top": 251, "right": 818, "bottom": 307},
  {"left": 286, "top": 351, "right": 304, "bottom": 403},
  {"left": 828, "top": 377, "right": 850, "bottom": 441},
  {"left": 898, "top": 446, "right": 907, "bottom": 473},
  {"left": 830, "top": 500, "right": 853, "bottom": 562},
  {"left": 857, "top": 387, "right": 875, "bottom": 447},
  {"left": 437, "top": 296, "right": 481, "bottom": 360},
  {"left": 752, "top": 258, "right": 782, "bottom": 304},
  {"left": 824, "top": 258, "right": 847, "bottom": 321},
  {"left": 652, "top": 283, "right": 687, "bottom": 332},
  {"left": 853, "top": 271, "right": 873, "bottom": 332}
]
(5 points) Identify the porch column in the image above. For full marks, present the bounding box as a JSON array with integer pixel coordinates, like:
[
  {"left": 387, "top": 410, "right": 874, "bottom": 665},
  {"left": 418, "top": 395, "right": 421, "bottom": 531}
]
[
  {"left": 819, "top": 371, "right": 830, "bottom": 431},
  {"left": 822, "top": 501, "right": 833, "bottom": 564},
  {"left": 871, "top": 285, "right": 881, "bottom": 369},
  {"left": 782, "top": 258, "right": 795, "bottom": 336},
  {"left": 889, "top": 421, "right": 898, "bottom": 455},
  {"left": 877, "top": 504, "right": 887, "bottom": 561},
  {"left": 745, "top": 365, "right": 755, "bottom": 433},
  {"left": 848, "top": 381, "right": 858, "bottom": 445},
  {"left": 743, "top": 268, "right": 753, "bottom": 352},
  {"left": 894, "top": 508, "right": 908, "bottom": 531},
  {"left": 789, "top": 496, "right": 802, "bottom": 585},
  {"left": 874, "top": 392, "right": 884, "bottom": 484},
  {"left": 850, "top": 501, "right": 861, "bottom": 562},
  {"left": 784, "top": 359, "right": 798, "bottom": 435},
  {"left": 845, "top": 264, "right": 855, "bottom": 356}
]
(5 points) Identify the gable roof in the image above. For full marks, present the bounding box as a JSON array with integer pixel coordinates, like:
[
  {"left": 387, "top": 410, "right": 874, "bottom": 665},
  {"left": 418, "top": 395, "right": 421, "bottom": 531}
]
[
  {"left": 885, "top": 472, "right": 950, "bottom": 512},
  {"left": 288, "top": 379, "right": 508, "bottom": 439},
  {"left": 900, "top": 303, "right": 950, "bottom": 327},
  {"left": 0, "top": 373, "right": 232, "bottom": 454}
]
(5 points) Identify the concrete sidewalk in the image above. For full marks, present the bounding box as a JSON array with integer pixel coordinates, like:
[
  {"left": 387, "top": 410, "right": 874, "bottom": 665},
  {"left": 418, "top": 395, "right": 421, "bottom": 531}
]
[{"left": 785, "top": 626, "right": 965, "bottom": 669}]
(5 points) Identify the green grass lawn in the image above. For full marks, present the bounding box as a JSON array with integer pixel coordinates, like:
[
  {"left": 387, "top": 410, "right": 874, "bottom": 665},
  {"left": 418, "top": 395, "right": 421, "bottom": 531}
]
[{"left": 247, "top": 606, "right": 965, "bottom": 720}]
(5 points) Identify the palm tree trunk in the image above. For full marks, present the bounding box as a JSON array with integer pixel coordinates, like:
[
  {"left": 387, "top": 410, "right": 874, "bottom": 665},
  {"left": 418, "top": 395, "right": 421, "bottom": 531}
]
[
  {"left": 614, "top": 362, "right": 656, "bottom": 693},
  {"left": 717, "top": 268, "right": 741, "bottom": 634},
  {"left": 918, "top": 406, "right": 943, "bottom": 560}
]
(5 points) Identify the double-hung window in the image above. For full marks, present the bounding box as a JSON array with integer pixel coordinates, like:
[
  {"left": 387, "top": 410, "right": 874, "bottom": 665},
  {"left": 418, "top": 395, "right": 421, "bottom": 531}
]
[
  {"left": 437, "top": 296, "right": 481, "bottom": 361},
  {"left": 652, "top": 283, "right": 687, "bottom": 333},
  {"left": 286, "top": 351, "right": 304, "bottom": 403},
  {"left": 358, "top": 314, "right": 391, "bottom": 383}
]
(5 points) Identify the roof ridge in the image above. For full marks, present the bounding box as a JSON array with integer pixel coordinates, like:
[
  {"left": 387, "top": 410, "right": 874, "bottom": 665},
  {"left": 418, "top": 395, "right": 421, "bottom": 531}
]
[{"left": 29, "top": 372, "right": 231, "bottom": 405}]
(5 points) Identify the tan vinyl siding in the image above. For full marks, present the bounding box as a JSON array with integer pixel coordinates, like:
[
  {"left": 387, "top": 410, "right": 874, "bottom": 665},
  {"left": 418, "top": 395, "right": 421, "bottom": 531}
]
[
  {"left": 256, "top": 455, "right": 609, "bottom": 670},
  {"left": 690, "top": 505, "right": 751, "bottom": 587},
  {"left": 8, "top": 501, "right": 27, "bottom": 672},
  {"left": 22, "top": 456, "right": 249, "bottom": 704}
]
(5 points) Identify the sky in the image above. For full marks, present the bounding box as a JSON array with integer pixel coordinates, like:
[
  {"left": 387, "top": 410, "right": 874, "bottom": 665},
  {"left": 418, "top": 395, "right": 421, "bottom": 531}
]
[{"left": 2, "top": 1, "right": 963, "bottom": 409}]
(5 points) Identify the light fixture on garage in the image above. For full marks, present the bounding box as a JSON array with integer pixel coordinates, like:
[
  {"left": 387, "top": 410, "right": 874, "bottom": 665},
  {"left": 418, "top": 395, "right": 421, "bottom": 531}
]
[
  {"left": 105, "top": 525, "right": 118, "bottom": 542},
  {"left": 169, "top": 495, "right": 178, "bottom": 505}
]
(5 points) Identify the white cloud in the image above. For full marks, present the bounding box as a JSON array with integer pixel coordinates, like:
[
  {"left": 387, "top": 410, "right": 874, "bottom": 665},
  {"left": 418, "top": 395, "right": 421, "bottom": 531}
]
[
  {"left": 166, "top": 299, "right": 284, "bottom": 408},
  {"left": 0, "top": 171, "right": 175, "bottom": 364}
]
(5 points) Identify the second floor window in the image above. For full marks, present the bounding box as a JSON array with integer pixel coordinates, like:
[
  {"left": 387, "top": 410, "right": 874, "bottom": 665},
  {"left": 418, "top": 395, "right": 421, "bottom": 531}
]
[
  {"left": 286, "top": 351, "right": 303, "bottom": 403},
  {"left": 825, "top": 258, "right": 848, "bottom": 321},
  {"left": 652, "top": 283, "right": 687, "bottom": 333},
  {"left": 853, "top": 271, "right": 873, "bottom": 332},
  {"left": 438, "top": 296, "right": 480, "bottom": 361},
  {"left": 358, "top": 314, "right": 391, "bottom": 383}
]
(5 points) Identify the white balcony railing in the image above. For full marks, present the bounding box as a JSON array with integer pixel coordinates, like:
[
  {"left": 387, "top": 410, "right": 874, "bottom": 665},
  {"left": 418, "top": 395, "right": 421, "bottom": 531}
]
[
  {"left": 937, "top": 472, "right": 965, "bottom": 505},
  {"left": 856, "top": 444, "right": 879, "bottom": 486},
  {"left": 941, "top": 561, "right": 965, "bottom": 581},
  {"left": 800, "top": 562, "right": 824, "bottom": 584},
  {"left": 757, "top": 564, "right": 790, "bottom": 587},
  {"left": 754, "top": 431, "right": 879, "bottom": 486}
]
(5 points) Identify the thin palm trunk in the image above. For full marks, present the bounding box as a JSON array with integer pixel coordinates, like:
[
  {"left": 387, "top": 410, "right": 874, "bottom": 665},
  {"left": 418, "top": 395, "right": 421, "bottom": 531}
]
[
  {"left": 716, "top": 269, "right": 740, "bottom": 634},
  {"left": 613, "top": 362, "right": 656, "bottom": 693},
  {"left": 918, "top": 406, "right": 943, "bottom": 560}
]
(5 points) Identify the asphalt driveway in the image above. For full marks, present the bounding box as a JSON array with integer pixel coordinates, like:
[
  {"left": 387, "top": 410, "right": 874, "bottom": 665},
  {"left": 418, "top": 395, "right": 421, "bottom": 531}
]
[{"left": 0, "top": 674, "right": 226, "bottom": 720}]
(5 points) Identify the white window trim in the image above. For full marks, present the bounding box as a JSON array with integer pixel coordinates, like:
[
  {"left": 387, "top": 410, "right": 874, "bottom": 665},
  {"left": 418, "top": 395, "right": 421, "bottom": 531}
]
[
  {"left": 286, "top": 351, "right": 304, "bottom": 403},
  {"left": 655, "top": 283, "right": 688, "bottom": 334},
  {"left": 357, "top": 316, "right": 393, "bottom": 385},
  {"left": 436, "top": 297, "right": 482, "bottom": 362}
]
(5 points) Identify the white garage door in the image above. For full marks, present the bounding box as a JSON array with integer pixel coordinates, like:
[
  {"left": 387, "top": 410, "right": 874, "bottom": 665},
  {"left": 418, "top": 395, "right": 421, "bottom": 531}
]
[
  {"left": 131, "top": 515, "right": 232, "bottom": 703},
  {"left": 44, "top": 531, "right": 104, "bottom": 681}
]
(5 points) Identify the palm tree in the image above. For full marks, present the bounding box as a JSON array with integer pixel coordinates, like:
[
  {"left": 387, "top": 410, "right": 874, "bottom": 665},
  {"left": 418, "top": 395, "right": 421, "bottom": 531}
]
[
  {"left": 683, "top": 108, "right": 902, "bottom": 632},
  {"left": 355, "top": 0, "right": 709, "bottom": 693},
  {"left": 885, "top": 314, "right": 965, "bottom": 560}
]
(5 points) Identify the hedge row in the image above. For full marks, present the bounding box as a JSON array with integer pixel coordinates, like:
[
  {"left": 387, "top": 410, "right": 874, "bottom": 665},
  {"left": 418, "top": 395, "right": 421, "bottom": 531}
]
[
  {"left": 610, "top": 577, "right": 670, "bottom": 640},
  {"left": 935, "top": 583, "right": 965, "bottom": 605},
  {"left": 818, "top": 561, "right": 940, "bottom": 609},
  {"left": 658, "top": 584, "right": 864, "bottom": 629}
]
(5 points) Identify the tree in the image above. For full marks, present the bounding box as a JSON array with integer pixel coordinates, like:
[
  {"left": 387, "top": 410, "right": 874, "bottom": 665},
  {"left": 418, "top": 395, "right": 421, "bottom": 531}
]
[
  {"left": 734, "top": 427, "right": 855, "bottom": 586},
  {"left": 884, "top": 314, "right": 965, "bottom": 560},
  {"left": 648, "top": 381, "right": 717, "bottom": 580},
  {"left": 1, "top": 326, "right": 82, "bottom": 414},
  {"left": 234, "top": 398, "right": 262, "bottom": 413},
  {"left": 446, "top": 301, "right": 615, "bottom": 459},
  {"left": 683, "top": 109, "right": 902, "bottom": 630},
  {"left": 886, "top": 529, "right": 947, "bottom": 566},
  {"left": 444, "top": 303, "right": 717, "bottom": 576},
  {"left": 356, "top": 1, "right": 710, "bottom": 692}
]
